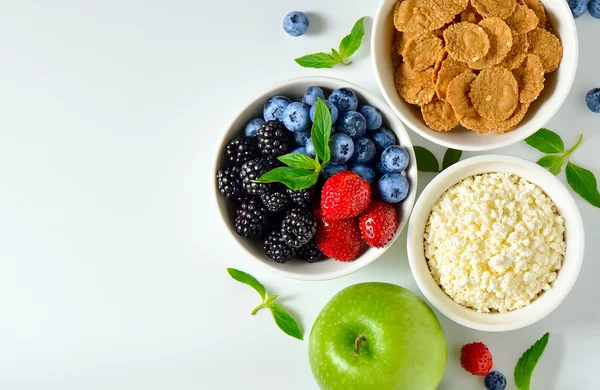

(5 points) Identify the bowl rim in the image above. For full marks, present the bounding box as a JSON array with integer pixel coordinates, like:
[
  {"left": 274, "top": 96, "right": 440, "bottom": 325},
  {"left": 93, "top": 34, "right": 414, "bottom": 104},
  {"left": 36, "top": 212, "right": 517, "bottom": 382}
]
[
  {"left": 212, "top": 76, "right": 418, "bottom": 281},
  {"left": 371, "top": 0, "right": 579, "bottom": 152},
  {"left": 406, "top": 154, "right": 585, "bottom": 331}
]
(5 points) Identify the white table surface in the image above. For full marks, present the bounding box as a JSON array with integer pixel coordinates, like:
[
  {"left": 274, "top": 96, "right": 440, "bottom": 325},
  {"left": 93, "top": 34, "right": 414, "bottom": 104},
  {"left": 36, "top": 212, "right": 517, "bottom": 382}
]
[{"left": 1, "top": 1, "right": 598, "bottom": 389}]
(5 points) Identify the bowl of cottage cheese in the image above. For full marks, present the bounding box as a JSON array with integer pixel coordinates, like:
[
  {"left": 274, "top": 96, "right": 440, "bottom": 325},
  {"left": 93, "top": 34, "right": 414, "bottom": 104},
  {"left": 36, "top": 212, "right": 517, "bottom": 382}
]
[{"left": 407, "top": 155, "right": 584, "bottom": 331}]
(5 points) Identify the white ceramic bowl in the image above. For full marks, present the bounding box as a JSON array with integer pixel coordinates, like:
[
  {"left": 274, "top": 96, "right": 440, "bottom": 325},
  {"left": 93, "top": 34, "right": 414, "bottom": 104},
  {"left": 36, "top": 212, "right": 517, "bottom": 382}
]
[
  {"left": 213, "top": 77, "right": 418, "bottom": 281},
  {"left": 407, "top": 155, "right": 584, "bottom": 331},
  {"left": 372, "top": 0, "right": 578, "bottom": 152}
]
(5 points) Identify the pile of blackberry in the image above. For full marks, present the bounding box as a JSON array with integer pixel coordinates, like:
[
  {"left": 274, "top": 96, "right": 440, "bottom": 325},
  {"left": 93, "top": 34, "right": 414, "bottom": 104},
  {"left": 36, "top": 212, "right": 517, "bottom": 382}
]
[{"left": 216, "top": 121, "right": 323, "bottom": 263}]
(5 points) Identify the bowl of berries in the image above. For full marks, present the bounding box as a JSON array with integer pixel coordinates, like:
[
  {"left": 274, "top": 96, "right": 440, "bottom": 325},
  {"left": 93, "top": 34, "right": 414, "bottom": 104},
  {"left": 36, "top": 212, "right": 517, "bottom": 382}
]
[{"left": 214, "top": 77, "right": 418, "bottom": 280}]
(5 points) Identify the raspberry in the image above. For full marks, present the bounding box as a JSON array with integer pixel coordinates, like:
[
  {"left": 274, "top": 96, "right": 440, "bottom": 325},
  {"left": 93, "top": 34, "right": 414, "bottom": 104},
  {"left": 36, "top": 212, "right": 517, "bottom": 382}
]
[
  {"left": 321, "top": 171, "right": 371, "bottom": 220},
  {"left": 234, "top": 198, "right": 269, "bottom": 239},
  {"left": 225, "top": 136, "right": 260, "bottom": 166},
  {"left": 281, "top": 208, "right": 317, "bottom": 248},
  {"left": 263, "top": 231, "right": 295, "bottom": 263},
  {"left": 257, "top": 121, "right": 290, "bottom": 157},
  {"left": 460, "top": 342, "right": 493, "bottom": 376},
  {"left": 359, "top": 201, "right": 399, "bottom": 248}
]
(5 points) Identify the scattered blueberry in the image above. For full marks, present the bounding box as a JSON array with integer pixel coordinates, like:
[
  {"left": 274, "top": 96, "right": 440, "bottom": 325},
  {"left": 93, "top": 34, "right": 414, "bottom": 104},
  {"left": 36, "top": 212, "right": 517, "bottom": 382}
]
[
  {"left": 293, "top": 129, "right": 310, "bottom": 146},
  {"left": 310, "top": 99, "right": 339, "bottom": 124},
  {"left": 329, "top": 133, "right": 355, "bottom": 163},
  {"left": 322, "top": 162, "right": 348, "bottom": 178},
  {"left": 381, "top": 145, "right": 409, "bottom": 172},
  {"left": 350, "top": 137, "right": 376, "bottom": 164},
  {"left": 328, "top": 88, "right": 359, "bottom": 114},
  {"left": 305, "top": 137, "right": 316, "bottom": 157},
  {"left": 244, "top": 118, "right": 265, "bottom": 137},
  {"left": 303, "top": 86, "right": 326, "bottom": 106},
  {"left": 370, "top": 128, "right": 397, "bottom": 153},
  {"left": 338, "top": 111, "right": 367, "bottom": 138},
  {"left": 359, "top": 105, "right": 383, "bottom": 130},
  {"left": 590, "top": 0, "right": 600, "bottom": 18},
  {"left": 568, "top": 0, "right": 589, "bottom": 17},
  {"left": 378, "top": 173, "right": 409, "bottom": 203},
  {"left": 484, "top": 371, "right": 507, "bottom": 390},
  {"left": 586, "top": 88, "right": 600, "bottom": 113},
  {"left": 264, "top": 96, "right": 291, "bottom": 121},
  {"left": 350, "top": 164, "right": 376, "bottom": 184},
  {"left": 376, "top": 160, "right": 393, "bottom": 174},
  {"left": 292, "top": 146, "right": 308, "bottom": 155},
  {"left": 283, "top": 11, "right": 310, "bottom": 37},
  {"left": 282, "top": 102, "right": 311, "bottom": 132}
]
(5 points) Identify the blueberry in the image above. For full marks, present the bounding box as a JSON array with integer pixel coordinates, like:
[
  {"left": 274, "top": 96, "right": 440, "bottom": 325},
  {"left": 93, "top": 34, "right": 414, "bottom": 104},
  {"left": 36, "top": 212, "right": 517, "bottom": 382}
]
[
  {"left": 305, "top": 137, "right": 316, "bottom": 157},
  {"left": 378, "top": 173, "right": 409, "bottom": 203},
  {"left": 590, "top": 0, "right": 600, "bottom": 18},
  {"left": 293, "top": 129, "right": 310, "bottom": 146},
  {"left": 350, "top": 137, "right": 376, "bottom": 164},
  {"left": 350, "top": 164, "right": 376, "bottom": 184},
  {"left": 292, "top": 146, "right": 308, "bottom": 155},
  {"left": 376, "top": 160, "right": 393, "bottom": 175},
  {"left": 370, "top": 128, "right": 397, "bottom": 153},
  {"left": 283, "top": 11, "right": 310, "bottom": 37},
  {"left": 484, "top": 371, "right": 507, "bottom": 390},
  {"left": 282, "top": 102, "right": 311, "bottom": 132},
  {"left": 328, "top": 88, "right": 359, "bottom": 114},
  {"left": 310, "top": 99, "right": 339, "bottom": 124},
  {"left": 329, "top": 133, "right": 355, "bottom": 163},
  {"left": 264, "top": 96, "right": 291, "bottom": 121},
  {"left": 568, "top": 0, "right": 589, "bottom": 17},
  {"left": 359, "top": 105, "right": 383, "bottom": 130},
  {"left": 586, "top": 88, "right": 600, "bottom": 112},
  {"left": 381, "top": 145, "right": 409, "bottom": 172},
  {"left": 322, "top": 162, "right": 348, "bottom": 178},
  {"left": 244, "top": 118, "right": 265, "bottom": 137},
  {"left": 338, "top": 111, "right": 367, "bottom": 138},
  {"left": 302, "top": 86, "right": 326, "bottom": 106}
]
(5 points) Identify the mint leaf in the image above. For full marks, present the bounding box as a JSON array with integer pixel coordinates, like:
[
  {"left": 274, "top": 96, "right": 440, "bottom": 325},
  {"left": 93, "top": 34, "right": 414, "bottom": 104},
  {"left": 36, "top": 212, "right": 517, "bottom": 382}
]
[
  {"left": 331, "top": 48, "right": 341, "bottom": 61},
  {"left": 415, "top": 146, "right": 440, "bottom": 172},
  {"left": 514, "top": 333, "right": 550, "bottom": 390},
  {"left": 269, "top": 304, "right": 303, "bottom": 340},
  {"left": 227, "top": 268, "right": 266, "bottom": 301},
  {"left": 339, "top": 17, "right": 365, "bottom": 60},
  {"left": 295, "top": 52, "right": 339, "bottom": 69},
  {"left": 566, "top": 162, "right": 600, "bottom": 208},
  {"left": 525, "top": 129, "right": 564, "bottom": 154},
  {"left": 311, "top": 98, "right": 333, "bottom": 163},
  {"left": 255, "top": 167, "right": 319, "bottom": 190},
  {"left": 278, "top": 153, "right": 318, "bottom": 170},
  {"left": 537, "top": 155, "right": 564, "bottom": 175},
  {"left": 442, "top": 148, "right": 462, "bottom": 170}
]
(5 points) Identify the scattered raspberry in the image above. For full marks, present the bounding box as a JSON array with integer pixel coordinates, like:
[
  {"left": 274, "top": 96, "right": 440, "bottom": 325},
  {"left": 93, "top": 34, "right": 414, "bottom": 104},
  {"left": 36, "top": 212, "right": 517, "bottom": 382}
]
[
  {"left": 359, "top": 201, "right": 399, "bottom": 248},
  {"left": 321, "top": 171, "right": 371, "bottom": 220},
  {"left": 461, "top": 342, "right": 493, "bottom": 376},
  {"left": 314, "top": 210, "right": 362, "bottom": 262}
]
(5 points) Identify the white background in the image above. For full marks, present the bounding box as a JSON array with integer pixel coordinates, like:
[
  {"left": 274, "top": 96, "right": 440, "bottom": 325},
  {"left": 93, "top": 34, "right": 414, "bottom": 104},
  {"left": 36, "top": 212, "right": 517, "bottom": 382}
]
[{"left": 0, "top": 1, "right": 599, "bottom": 389}]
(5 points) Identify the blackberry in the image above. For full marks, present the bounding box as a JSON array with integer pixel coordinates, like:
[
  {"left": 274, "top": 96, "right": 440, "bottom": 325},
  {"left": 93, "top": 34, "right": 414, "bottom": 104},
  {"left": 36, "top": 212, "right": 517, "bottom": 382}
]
[
  {"left": 240, "top": 157, "right": 277, "bottom": 196},
  {"left": 281, "top": 208, "right": 317, "bottom": 248},
  {"left": 234, "top": 197, "right": 269, "bottom": 238},
  {"left": 216, "top": 166, "right": 242, "bottom": 201},
  {"left": 263, "top": 231, "right": 295, "bottom": 263},
  {"left": 298, "top": 240, "right": 324, "bottom": 263},
  {"left": 257, "top": 121, "right": 290, "bottom": 157},
  {"left": 225, "top": 136, "right": 260, "bottom": 166},
  {"left": 260, "top": 185, "right": 291, "bottom": 213},
  {"left": 287, "top": 186, "right": 316, "bottom": 208}
]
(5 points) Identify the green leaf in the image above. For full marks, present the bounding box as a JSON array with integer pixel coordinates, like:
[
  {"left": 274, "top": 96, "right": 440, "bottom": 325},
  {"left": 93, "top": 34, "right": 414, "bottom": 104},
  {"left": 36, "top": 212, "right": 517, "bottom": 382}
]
[
  {"left": 442, "top": 148, "right": 462, "bottom": 170},
  {"left": 537, "top": 155, "right": 564, "bottom": 175},
  {"left": 566, "top": 162, "right": 600, "bottom": 208},
  {"left": 278, "top": 153, "right": 318, "bottom": 170},
  {"left": 514, "top": 333, "right": 550, "bottom": 390},
  {"left": 263, "top": 295, "right": 278, "bottom": 306},
  {"left": 331, "top": 48, "right": 341, "bottom": 61},
  {"left": 255, "top": 167, "right": 319, "bottom": 190},
  {"left": 295, "top": 52, "right": 340, "bottom": 69},
  {"left": 269, "top": 304, "right": 303, "bottom": 340},
  {"left": 525, "top": 128, "right": 564, "bottom": 154},
  {"left": 227, "top": 268, "right": 266, "bottom": 301},
  {"left": 311, "top": 98, "right": 333, "bottom": 163},
  {"left": 339, "top": 17, "right": 365, "bottom": 60},
  {"left": 414, "top": 146, "right": 440, "bottom": 172}
]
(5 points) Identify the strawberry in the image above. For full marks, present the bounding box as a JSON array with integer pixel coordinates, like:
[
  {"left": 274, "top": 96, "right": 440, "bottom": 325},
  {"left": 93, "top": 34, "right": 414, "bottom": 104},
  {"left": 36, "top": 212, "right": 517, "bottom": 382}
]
[
  {"left": 321, "top": 171, "right": 371, "bottom": 220},
  {"left": 460, "top": 342, "right": 493, "bottom": 376},
  {"left": 314, "top": 210, "right": 362, "bottom": 262},
  {"left": 359, "top": 201, "right": 399, "bottom": 248}
]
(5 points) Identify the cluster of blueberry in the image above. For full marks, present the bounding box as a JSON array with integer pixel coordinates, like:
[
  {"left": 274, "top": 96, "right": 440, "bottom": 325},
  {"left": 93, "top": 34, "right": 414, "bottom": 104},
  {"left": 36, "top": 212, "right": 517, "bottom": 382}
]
[{"left": 568, "top": 0, "right": 600, "bottom": 19}]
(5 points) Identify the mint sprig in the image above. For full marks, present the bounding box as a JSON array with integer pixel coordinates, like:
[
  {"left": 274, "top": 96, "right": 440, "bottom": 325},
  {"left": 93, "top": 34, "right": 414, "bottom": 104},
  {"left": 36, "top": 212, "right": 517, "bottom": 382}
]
[
  {"left": 295, "top": 17, "right": 365, "bottom": 68},
  {"left": 514, "top": 332, "right": 550, "bottom": 390},
  {"left": 255, "top": 98, "right": 332, "bottom": 190},
  {"left": 227, "top": 268, "right": 303, "bottom": 340},
  {"left": 525, "top": 129, "right": 600, "bottom": 208},
  {"left": 414, "top": 146, "right": 462, "bottom": 173}
]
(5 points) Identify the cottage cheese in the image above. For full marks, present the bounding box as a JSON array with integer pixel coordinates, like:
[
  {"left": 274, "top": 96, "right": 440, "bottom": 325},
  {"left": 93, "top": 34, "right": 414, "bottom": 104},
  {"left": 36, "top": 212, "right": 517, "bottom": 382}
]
[{"left": 424, "top": 172, "right": 566, "bottom": 313}]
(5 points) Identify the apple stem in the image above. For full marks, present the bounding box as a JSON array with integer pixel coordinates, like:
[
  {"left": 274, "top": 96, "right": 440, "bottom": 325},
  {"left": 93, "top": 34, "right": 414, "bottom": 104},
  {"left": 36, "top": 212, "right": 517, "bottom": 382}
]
[{"left": 354, "top": 335, "right": 366, "bottom": 356}]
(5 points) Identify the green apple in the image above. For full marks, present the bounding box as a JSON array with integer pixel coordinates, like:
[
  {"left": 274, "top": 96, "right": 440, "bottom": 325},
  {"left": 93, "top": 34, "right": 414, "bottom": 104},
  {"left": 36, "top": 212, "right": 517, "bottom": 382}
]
[{"left": 309, "top": 282, "right": 447, "bottom": 390}]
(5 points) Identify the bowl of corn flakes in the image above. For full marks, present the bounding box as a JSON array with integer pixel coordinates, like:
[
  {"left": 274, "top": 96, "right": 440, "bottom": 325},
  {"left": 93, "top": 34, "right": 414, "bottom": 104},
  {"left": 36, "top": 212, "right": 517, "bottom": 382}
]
[{"left": 372, "top": 0, "right": 578, "bottom": 151}]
